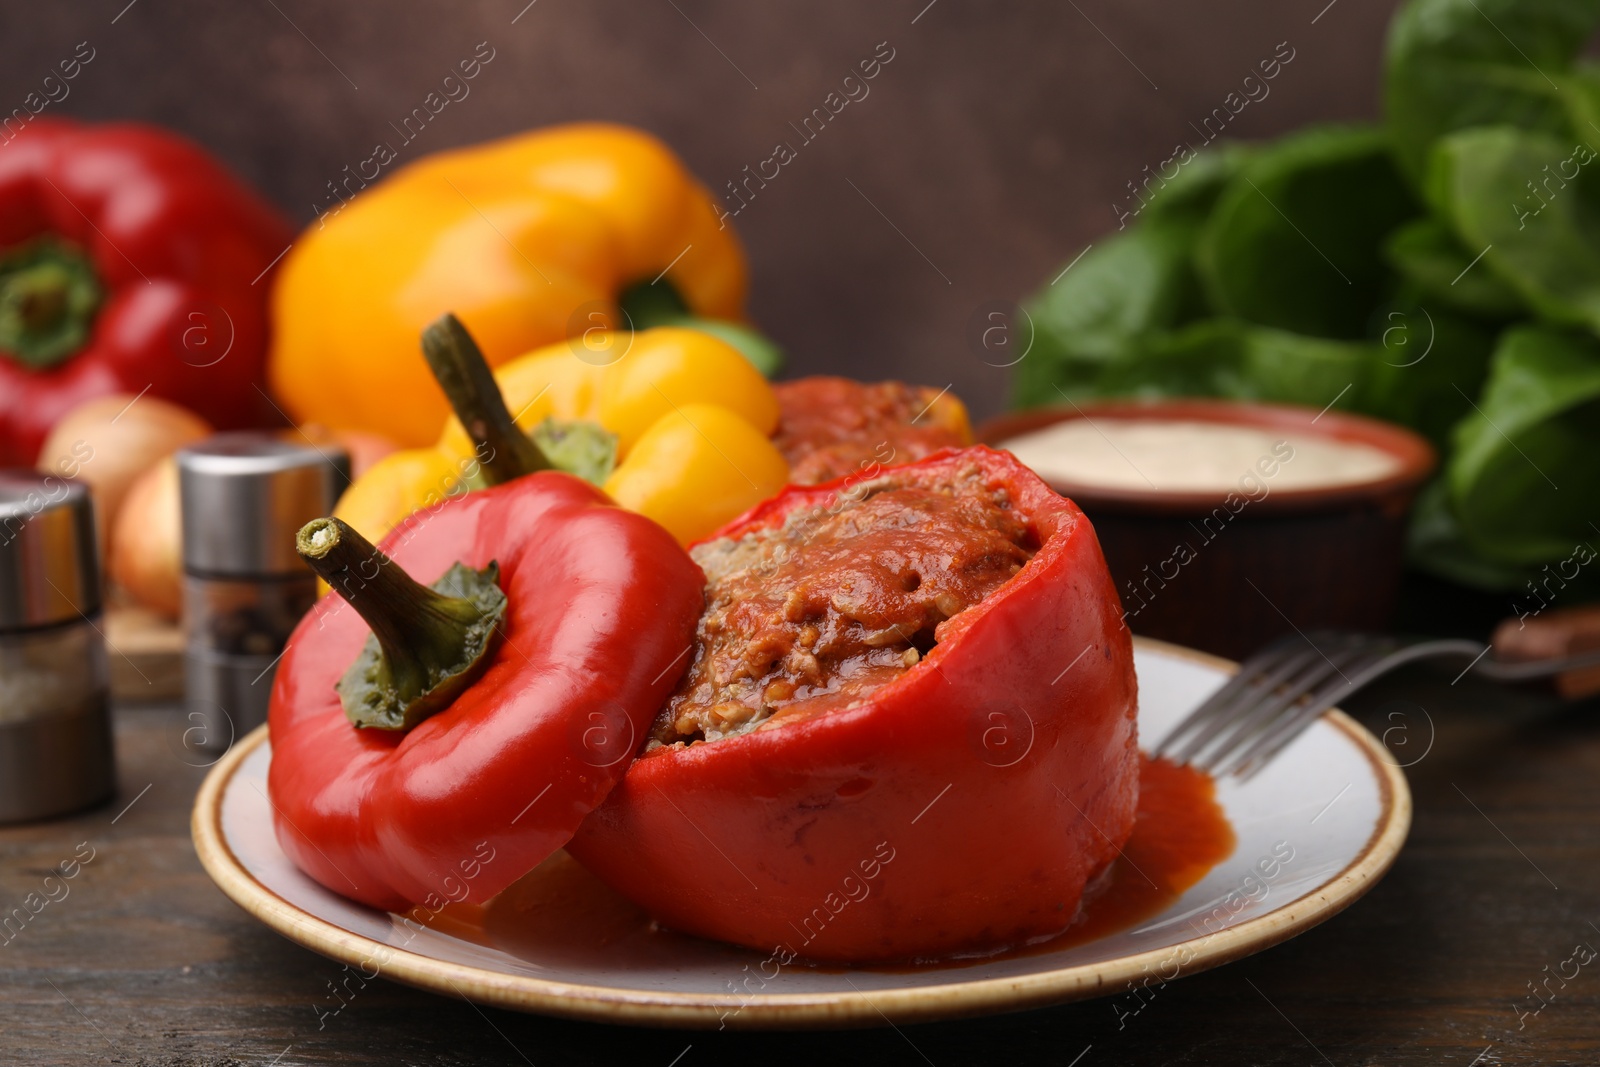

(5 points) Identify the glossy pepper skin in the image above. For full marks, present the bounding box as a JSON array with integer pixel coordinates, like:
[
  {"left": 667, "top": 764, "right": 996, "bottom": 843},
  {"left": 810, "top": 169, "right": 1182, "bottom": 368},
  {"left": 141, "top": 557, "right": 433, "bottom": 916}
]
[
  {"left": 0, "top": 119, "right": 291, "bottom": 465},
  {"left": 267, "top": 473, "right": 704, "bottom": 911},
  {"left": 568, "top": 447, "right": 1139, "bottom": 962},
  {"left": 336, "top": 326, "right": 787, "bottom": 547},
  {"left": 269, "top": 123, "right": 747, "bottom": 446}
]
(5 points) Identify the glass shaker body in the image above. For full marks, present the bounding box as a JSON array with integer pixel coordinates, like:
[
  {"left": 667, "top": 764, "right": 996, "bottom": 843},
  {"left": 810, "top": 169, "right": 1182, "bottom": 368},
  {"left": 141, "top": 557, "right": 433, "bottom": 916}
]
[
  {"left": 0, "top": 473, "right": 115, "bottom": 823},
  {"left": 177, "top": 434, "right": 348, "bottom": 753},
  {"left": 181, "top": 572, "right": 319, "bottom": 752}
]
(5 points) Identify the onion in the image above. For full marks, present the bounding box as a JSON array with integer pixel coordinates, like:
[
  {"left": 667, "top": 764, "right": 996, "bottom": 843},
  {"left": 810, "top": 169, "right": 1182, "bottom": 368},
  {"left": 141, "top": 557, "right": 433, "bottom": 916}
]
[
  {"left": 35, "top": 393, "right": 211, "bottom": 554},
  {"left": 109, "top": 457, "right": 183, "bottom": 619}
]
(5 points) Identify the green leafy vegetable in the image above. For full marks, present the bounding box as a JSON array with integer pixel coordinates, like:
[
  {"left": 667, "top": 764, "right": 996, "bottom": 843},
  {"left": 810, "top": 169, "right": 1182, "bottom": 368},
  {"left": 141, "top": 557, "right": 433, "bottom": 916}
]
[
  {"left": 1238, "top": 326, "right": 1379, "bottom": 407},
  {"left": 1015, "top": 216, "right": 1207, "bottom": 407},
  {"left": 1426, "top": 126, "right": 1600, "bottom": 330},
  {"left": 1383, "top": 0, "right": 1600, "bottom": 184},
  {"left": 1085, "top": 321, "right": 1382, "bottom": 415},
  {"left": 1384, "top": 218, "right": 1526, "bottom": 318},
  {"left": 1406, "top": 479, "right": 1541, "bottom": 589},
  {"left": 1448, "top": 325, "right": 1600, "bottom": 564},
  {"left": 1195, "top": 125, "right": 1418, "bottom": 339},
  {"left": 1013, "top": 0, "right": 1600, "bottom": 591},
  {"left": 1361, "top": 304, "right": 1496, "bottom": 447},
  {"left": 1094, "top": 319, "right": 1247, "bottom": 400},
  {"left": 1138, "top": 143, "right": 1254, "bottom": 226}
]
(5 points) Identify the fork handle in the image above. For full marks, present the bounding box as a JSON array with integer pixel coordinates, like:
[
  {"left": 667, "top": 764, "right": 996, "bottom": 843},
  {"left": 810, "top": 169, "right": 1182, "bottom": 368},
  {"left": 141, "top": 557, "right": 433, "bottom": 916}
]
[{"left": 1492, "top": 604, "right": 1600, "bottom": 699}]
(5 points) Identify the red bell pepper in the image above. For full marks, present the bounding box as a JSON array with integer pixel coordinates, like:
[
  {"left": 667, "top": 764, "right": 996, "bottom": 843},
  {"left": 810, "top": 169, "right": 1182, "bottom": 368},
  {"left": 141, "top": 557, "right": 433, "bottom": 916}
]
[
  {"left": 267, "top": 472, "right": 704, "bottom": 912},
  {"left": 0, "top": 118, "right": 291, "bottom": 465},
  {"left": 568, "top": 447, "right": 1140, "bottom": 962}
]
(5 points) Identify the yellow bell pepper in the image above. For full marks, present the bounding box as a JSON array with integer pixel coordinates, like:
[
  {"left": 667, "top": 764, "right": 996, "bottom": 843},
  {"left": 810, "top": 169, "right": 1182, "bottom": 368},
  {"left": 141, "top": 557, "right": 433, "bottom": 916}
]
[
  {"left": 269, "top": 123, "right": 748, "bottom": 446},
  {"left": 434, "top": 327, "right": 778, "bottom": 463},
  {"left": 335, "top": 324, "right": 787, "bottom": 547},
  {"left": 603, "top": 403, "right": 789, "bottom": 545},
  {"left": 331, "top": 446, "right": 466, "bottom": 547}
]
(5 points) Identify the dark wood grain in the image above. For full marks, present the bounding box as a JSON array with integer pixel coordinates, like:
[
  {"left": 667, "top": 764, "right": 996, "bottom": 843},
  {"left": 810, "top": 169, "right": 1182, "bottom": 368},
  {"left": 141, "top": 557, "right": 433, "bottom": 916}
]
[{"left": 2, "top": 609, "right": 1598, "bottom": 1066}]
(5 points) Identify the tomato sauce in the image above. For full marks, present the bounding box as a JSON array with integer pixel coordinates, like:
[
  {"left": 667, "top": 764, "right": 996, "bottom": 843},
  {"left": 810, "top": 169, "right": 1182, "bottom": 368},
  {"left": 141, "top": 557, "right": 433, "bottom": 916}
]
[
  {"left": 772, "top": 377, "right": 968, "bottom": 485},
  {"left": 990, "top": 754, "right": 1235, "bottom": 961},
  {"left": 417, "top": 755, "right": 1233, "bottom": 970}
]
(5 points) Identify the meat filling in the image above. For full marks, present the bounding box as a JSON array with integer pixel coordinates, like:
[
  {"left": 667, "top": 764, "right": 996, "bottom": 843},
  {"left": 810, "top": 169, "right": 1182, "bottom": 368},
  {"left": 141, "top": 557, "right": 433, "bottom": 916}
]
[
  {"left": 773, "top": 377, "right": 969, "bottom": 485},
  {"left": 652, "top": 463, "right": 1037, "bottom": 745}
]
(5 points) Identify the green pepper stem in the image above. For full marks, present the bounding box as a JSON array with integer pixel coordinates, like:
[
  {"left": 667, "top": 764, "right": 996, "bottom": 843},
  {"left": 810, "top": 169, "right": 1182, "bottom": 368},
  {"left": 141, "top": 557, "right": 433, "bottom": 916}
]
[
  {"left": 0, "top": 238, "right": 102, "bottom": 369},
  {"left": 421, "top": 312, "right": 551, "bottom": 485},
  {"left": 296, "top": 517, "right": 490, "bottom": 706}
]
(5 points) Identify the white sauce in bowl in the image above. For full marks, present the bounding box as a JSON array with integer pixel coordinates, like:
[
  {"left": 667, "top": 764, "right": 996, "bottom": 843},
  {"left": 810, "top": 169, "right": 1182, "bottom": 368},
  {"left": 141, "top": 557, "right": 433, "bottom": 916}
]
[{"left": 1001, "top": 418, "right": 1401, "bottom": 493}]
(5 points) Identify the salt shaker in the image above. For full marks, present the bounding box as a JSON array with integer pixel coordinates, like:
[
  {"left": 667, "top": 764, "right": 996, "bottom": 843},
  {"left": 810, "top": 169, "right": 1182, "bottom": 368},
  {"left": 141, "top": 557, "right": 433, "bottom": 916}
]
[
  {"left": 178, "top": 434, "right": 348, "bottom": 752},
  {"left": 0, "top": 472, "right": 115, "bottom": 823}
]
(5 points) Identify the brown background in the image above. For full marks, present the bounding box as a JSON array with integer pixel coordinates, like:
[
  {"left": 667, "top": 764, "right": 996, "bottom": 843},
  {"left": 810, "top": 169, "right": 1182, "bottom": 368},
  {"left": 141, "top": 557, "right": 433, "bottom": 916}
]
[{"left": 6, "top": 0, "right": 1400, "bottom": 421}]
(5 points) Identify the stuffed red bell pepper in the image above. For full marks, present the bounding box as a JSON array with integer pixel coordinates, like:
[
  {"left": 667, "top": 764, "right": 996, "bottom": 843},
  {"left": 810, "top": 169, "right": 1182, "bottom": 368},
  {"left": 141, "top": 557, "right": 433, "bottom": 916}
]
[
  {"left": 568, "top": 446, "right": 1139, "bottom": 962},
  {"left": 0, "top": 118, "right": 290, "bottom": 464},
  {"left": 267, "top": 471, "right": 704, "bottom": 912}
]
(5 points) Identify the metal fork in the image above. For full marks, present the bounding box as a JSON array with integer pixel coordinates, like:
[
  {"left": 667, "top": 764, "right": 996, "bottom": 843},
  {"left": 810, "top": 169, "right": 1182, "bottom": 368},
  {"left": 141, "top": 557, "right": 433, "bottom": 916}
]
[{"left": 1153, "top": 630, "right": 1600, "bottom": 779}]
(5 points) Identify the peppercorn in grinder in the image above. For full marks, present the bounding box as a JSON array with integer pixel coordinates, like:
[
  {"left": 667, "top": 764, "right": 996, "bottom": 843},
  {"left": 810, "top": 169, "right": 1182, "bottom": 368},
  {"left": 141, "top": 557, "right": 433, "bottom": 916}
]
[{"left": 178, "top": 435, "right": 348, "bottom": 753}]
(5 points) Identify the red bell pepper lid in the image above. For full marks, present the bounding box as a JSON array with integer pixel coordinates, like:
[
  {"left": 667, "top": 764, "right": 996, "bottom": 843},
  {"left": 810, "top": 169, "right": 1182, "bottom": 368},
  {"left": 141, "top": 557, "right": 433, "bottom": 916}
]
[{"left": 266, "top": 472, "right": 705, "bottom": 912}]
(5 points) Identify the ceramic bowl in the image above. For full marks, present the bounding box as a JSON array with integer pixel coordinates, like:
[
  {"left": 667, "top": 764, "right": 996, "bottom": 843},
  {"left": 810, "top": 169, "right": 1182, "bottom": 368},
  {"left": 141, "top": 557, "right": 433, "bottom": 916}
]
[{"left": 979, "top": 400, "right": 1435, "bottom": 659}]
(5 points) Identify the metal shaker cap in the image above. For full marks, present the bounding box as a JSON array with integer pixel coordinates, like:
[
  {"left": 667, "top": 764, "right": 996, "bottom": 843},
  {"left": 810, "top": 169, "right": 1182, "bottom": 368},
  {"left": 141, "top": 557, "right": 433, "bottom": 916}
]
[
  {"left": 0, "top": 471, "right": 101, "bottom": 629},
  {"left": 177, "top": 433, "right": 350, "bottom": 576}
]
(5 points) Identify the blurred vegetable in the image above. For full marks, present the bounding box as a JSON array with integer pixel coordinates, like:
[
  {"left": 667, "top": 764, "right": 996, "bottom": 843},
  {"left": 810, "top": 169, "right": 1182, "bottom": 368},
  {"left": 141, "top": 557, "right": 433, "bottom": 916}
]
[
  {"left": 36, "top": 392, "right": 210, "bottom": 554},
  {"left": 109, "top": 457, "right": 181, "bottom": 619},
  {"left": 1383, "top": 219, "right": 1525, "bottom": 318},
  {"left": 1384, "top": 0, "right": 1599, "bottom": 183},
  {"left": 1017, "top": 216, "right": 1206, "bottom": 403},
  {"left": 0, "top": 118, "right": 291, "bottom": 465},
  {"left": 1197, "top": 126, "right": 1417, "bottom": 338},
  {"left": 1448, "top": 327, "right": 1600, "bottom": 564},
  {"left": 1426, "top": 128, "right": 1600, "bottom": 330},
  {"left": 1016, "top": 0, "right": 1600, "bottom": 591},
  {"left": 1019, "top": 124, "right": 1434, "bottom": 422},
  {"left": 269, "top": 123, "right": 756, "bottom": 446}
]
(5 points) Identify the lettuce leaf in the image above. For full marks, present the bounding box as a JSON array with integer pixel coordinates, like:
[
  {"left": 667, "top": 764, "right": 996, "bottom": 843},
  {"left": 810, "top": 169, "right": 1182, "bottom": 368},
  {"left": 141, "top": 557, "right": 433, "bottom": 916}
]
[
  {"left": 1195, "top": 125, "right": 1417, "bottom": 340},
  {"left": 1014, "top": 216, "right": 1207, "bottom": 407},
  {"left": 1384, "top": 0, "right": 1600, "bottom": 184},
  {"left": 1426, "top": 126, "right": 1600, "bottom": 331},
  {"left": 1448, "top": 325, "right": 1600, "bottom": 564},
  {"left": 1384, "top": 217, "right": 1526, "bottom": 318}
]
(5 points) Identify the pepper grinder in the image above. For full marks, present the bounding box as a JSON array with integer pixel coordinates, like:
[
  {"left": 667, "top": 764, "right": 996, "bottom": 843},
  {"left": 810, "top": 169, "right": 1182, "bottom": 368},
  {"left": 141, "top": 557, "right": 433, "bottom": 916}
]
[
  {"left": 0, "top": 472, "right": 115, "bottom": 823},
  {"left": 178, "top": 434, "right": 348, "bottom": 752}
]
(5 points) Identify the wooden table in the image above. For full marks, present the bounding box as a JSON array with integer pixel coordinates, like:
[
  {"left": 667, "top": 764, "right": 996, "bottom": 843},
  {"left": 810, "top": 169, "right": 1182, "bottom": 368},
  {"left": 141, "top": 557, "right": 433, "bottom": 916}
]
[{"left": 3, "top": 582, "right": 1597, "bottom": 1066}]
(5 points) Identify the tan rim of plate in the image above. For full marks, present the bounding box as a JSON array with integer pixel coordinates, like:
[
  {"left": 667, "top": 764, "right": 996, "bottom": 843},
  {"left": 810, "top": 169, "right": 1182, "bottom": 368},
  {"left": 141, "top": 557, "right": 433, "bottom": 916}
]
[{"left": 191, "top": 636, "right": 1411, "bottom": 1031}]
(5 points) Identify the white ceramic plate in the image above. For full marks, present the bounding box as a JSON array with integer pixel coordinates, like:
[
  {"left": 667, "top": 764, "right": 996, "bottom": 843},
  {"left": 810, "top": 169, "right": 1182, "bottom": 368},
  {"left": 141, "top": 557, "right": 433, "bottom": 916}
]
[{"left": 192, "top": 637, "right": 1409, "bottom": 1029}]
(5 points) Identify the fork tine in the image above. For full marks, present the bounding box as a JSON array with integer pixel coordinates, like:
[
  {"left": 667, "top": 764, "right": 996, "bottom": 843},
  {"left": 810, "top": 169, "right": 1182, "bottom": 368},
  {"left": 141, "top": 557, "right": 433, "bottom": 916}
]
[
  {"left": 1173, "top": 646, "right": 1323, "bottom": 766},
  {"left": 1152, "top": 634, "right": 1306, "bottom": 759},
  {"left": 1188, "top": 642, "right": 1355, "bottom": 772},
  {"left": 1223, "top": 640, "right": 1398, "bottom": 778}
]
